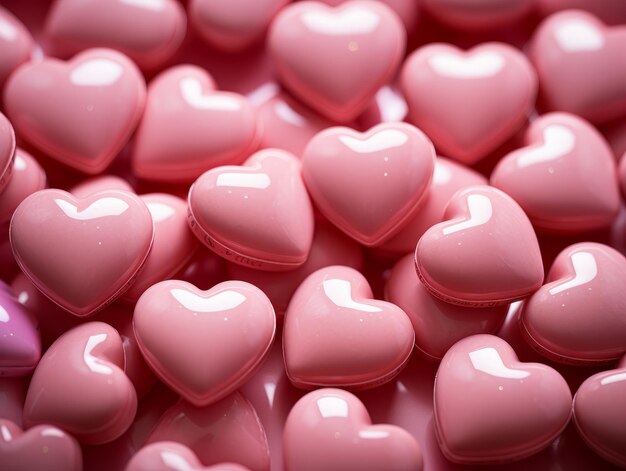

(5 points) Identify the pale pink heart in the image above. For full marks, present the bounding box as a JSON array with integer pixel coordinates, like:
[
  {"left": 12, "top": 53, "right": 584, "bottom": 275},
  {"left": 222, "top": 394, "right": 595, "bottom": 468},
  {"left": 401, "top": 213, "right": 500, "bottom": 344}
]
[
  {"left": 134, "top": 280, "right": 275, "bottom": 406},
  {"left": 188, "top": 148, "right": 314, "bottom": 270},
  {"left": 268, "top": 1, "right": 406, "bottom": 122},
  {"left": 573, "top": 355, "right": 626, "bottom": 468},
  {"left": 0, "top": 148, "right": 46, "bottom": 225},
  {"left": 0, "top": 113, "right": 16, "bottom": 194},
  {"left": 318, "top": 0, "right": 419, "bottom": 33},
  {"left": 284, "top": 265, "right": 414, "bottom": 389},
  {"left": 283, "top": 388, "right": 423, "bottom": 471},
  {"left": 529, "top": 10, "right": 626, "bottom": 124},
  {"left": 434, "top": 334, "right": 572, "bottom": 464},
  {"left": 415, "top": 185, "right": 544, "bottom": 307},
  {"left": 0, "top": 6, "right": 32, "bottom": 88},
  {"left": 10, "top": 189, "right": 154, "bottom": 316},
  {"left": 45, "top": 0, "right": 186, "bottom": 70},
  {"left": 147, "top": 393, "right": 270, "bottom": 471},
  {"left": 537, "top": 0, "right": 626, "bottom": 25},
  {"left": 401, "top": 43, "right": 537, "bottom": 165},
  {"left": 23, "top": 322, "right": 138, "bottom": 444},
  {"left": 302, "top": 122, "right": 435, "bottom": 246},
  {"left": 133, "top": 65, "right": 259, "bottom": 183},
  {"left": 385, "top": 254, "right": 507, "bottom": 360},
  {"left": 521, "top": 242, "right": 626, "bottom": 365},
  {"left": 421, "top": 0, "right": 533, "bottom": 30},
  {"left": 4, "top": 48, "right": 146, "bottom": 174},
  {"left": 491, "top": 112, "right": 620, "bottom": 234},
  {"left": 0, "top": 420, "right": 82, "bottom": 471}
]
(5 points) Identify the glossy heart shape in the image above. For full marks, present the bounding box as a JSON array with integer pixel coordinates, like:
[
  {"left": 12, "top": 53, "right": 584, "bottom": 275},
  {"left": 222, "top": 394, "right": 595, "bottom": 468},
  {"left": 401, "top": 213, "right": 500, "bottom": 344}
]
[
  {"left": 268, "top": 1, "right": 406, "bottom": 122},
  {"left": 0, "top": 420, "right": 82, "bottom": 471},
  {"left": 0, "top": 6, "right": 32, "bottom": 88},
  {"left": 401, "top": 43, "right": 537, "bottom": 165},
  {"left": 188, "top": 149, "right": 314, "bottom": 270},
  {"left": 0, "top": 112, "right": 16, "bottom": 193},
  {"left": 10, "top": 189, "right": 154, "bottom": 316},
  {"left": 415, "top": 185, "right": 544, "bottom": 307},
  {"left": 0, "top": 148, "right": 46, "bottom": 225},
  {"left": 434, "top": 334, "right": 572, "bottom": 464},
  {"left": 45, "top": 0, "right": 186, "bottom": 70},
  {"left": 133, "top": 65, "right": 259, "bottom": 183},
  {"left": 421, "top": 0, "right": 533, "bottom": 30},
  {"left": 23, "top": 322, "right": 138, "bottom": 444},
  {"left": 134, "top": 280, "right": 275, "bottom": 406},
  {"left": 319, "top": 0, "right": 419, "bottom": 33},
  {"left": 283, "top": 388, "right": 423, "bottom": 471},
  {"left": 521, "top": 242, "right": 626, "bottom": 364},
  {"left": 491, "top": 113, "right": 620, "bottom": 233},
  {"left": 284, "top": 265, "right": 414, "bottom": 389},
  {"left": 530, "top": 10, "right": 626, "bottom": 124},
  {"left": 302, "top": 122, "right": 435, "bottom": 246},
  {"left": 4, "top": 48, "right": 146, "bottom": 174}
]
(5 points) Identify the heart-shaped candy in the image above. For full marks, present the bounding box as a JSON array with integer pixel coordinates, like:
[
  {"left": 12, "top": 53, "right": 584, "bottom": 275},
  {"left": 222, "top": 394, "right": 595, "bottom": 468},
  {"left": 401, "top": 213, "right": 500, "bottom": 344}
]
[
  {"left": 0, "top": 6, "right": 32, "bottom": 88},
  {"left": 268, "top": 1, "right": 406, "bottom": 122},
  {"left": 284, "top": 265, "right": 414, "bottom": 389},
  {"left": 302, "top": 122, "right": 435, "bottom": 246},
  {"left": 416, "top": 185, "right": 544, "bottom": 307},
  {"left": 421, "top": 0, "right": 533, "bottom": 30},
  {"left": 0, "top": 112, "right": 16, "bottom": 193},
  {"left": 188, "top": 149, "right": 314, "bottom": 270},
  {"left": 0, "top": 420, "right": 82, "bottom": 471},
  {"left": 521, "top": 242, "right": 626, "bottom": 364},
  {"left": 0, "top": 148, "right": 46, "bottom": 225},
  {"left": 4, "top": 48, "right": 146, "bottom": 174},
  {"left": 530, "top": 10, "right": 626, "bottom": 124},
  {"left": 23, "top": 322, "right": 138, "bottom": 444},
  {"left": 133, "top": 65, "right": 259, "bottom": 183},
  {"left": 10, "top": 189, "right": 154, "bottom": 316},
  {"left": 401, "top": 43, "right": 537, "bottom": 165},
  {"left": 491, "top": 113, "right": 620, "bottom": 233},
  {"left": 434, "top": 334, "right": 572, "bottom": 464},
  {"left": 283, "top": 388, "right": 423, "bottom": 471}
]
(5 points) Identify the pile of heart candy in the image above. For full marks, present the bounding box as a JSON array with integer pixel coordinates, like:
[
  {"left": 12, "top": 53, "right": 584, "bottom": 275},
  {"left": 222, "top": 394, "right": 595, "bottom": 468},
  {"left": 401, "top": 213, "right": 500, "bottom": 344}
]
[{"left": 1, "top": 0, "right": 626, "bottom": 470}]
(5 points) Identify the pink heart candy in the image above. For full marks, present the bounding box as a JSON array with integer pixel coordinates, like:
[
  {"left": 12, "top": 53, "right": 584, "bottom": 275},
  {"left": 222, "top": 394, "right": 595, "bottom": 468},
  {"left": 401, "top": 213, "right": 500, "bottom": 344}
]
[
  {"left": 416, "top": 185, "right": 544, "bottom": 307},
  {"left": 521, "top": 242, "right": 626, "bottom": 364},
  {"left": 268, "top": 1, "right": 406, "bottom": 122},
  {"left": 302, "top": 123, "right": 435, "bottom": 246},
  {"left": 530, "top": 10, "right": 626, "bottom": 124},
  {"left": 573, "top": 355, "right": 626, "bottom": 468},
  {"left": 319, "top": 0, "right": 420, "bottom": 33},
  {"left": 283, "top": 388, "right": 423, "bottom": 471},
  {"left": 401, "top": 43, "right": 537, "bottom": 165},
  {"left": 0, "top": 6, "right": 32, "bottom": 88},
  {"left": 10, "top": 189, "right": 154, "bottom": 316},
  {"left": 491, "top": 112, "right": 620, "bottom": 233},
  {"left": 133, "top": 65, "right": 259, "bottom": 183},
  {"left": 537, "top": 0, "right": 626, "bottom": 25},
  {"left": 188, "top": 149, "right": 314, "bottom": 270},
  {"left": 434, "top": 334, "right": 572, "bottom": 464},
  {"left": 134, "top": 280, "right": 276, "bottom": 406},
  {"left": 0, "top": 148, "right": 46, "bottom": 225},
  {"left": 283, "top": 265, "right": 414, "bottom": 389},
  {"left": 0, "top": 420, "right": 82, "bottom": 471},
  {"left": 422, "top": 0, "right": 533, "bottom": 30},
  {"left": 4, "top": 48, "right": 146, "bottom": 174},
  {"left": 0, "top": 112, "right": 16, "bottom": 193},
  {"left": 24, "top": 322, "right": 138, "bottom": 444}
]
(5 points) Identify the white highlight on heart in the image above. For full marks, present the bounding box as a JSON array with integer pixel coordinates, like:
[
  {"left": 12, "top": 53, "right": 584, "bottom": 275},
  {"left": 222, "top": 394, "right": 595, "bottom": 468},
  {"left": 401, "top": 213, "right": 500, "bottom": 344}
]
[
  {"left": 147, "top": 202, "right": 175, "bottom": 222},
  {"left": 0, "top": 17, "right": 17, "bottom": 41},
  {"left": 516, "top": 125, "right": 576, "bottom": 168},
  {"left": 442, "top": 194, "right": 492, "bottom": 236},
  {"left": 160, "top": 451, "right": 194, "bottom": 471},
  {"left": 216, "top": 172, "right": 271, "bottom": 189},
  {"left": 338, "top": 129, "right": 408, "bottom": 153},
  {"left": 170, "top": 289, "right": 246, "bottom": 312},
  {"left": 601, "top": 371, "right": 626, "bottom": 386},
  {"left": 554, "top": 19, "right": 605, "bottom": 52},
  {"left": 120, "top": 0, "right": 166, "bottom": 12},
  {"left": 55, "top": 197, "right": 130, "bottom": 220},
  {"left": 264, "top": 383, "right": 277, "bottom": 408},
  {"left": 70, "top": 59, "right": 124, "bottom": 86},
  {"left": 41, "top": 428, "right": 65, "bottom": 438},
  {"left": 0, "top": 425, "right": 12, "bottom": 442},
  {"left": 428, "top": 52, "right": 505, "bottom": 79},
  {"left": 549, "top": 251, "right": 598, "bottom": 295},
  {"left": 317, "top": 396, "right": 349, "bottom": 418},
  {"left": 0, "top": 306, "right": 8, "bottom": 323},
  {"left": 433, "top": 161, "right": 452, "bottom": 186},
  {"left": 83, "top": 333, "right": 114, "bottom": 375},
  {"left": 300, "top": 8, "right": 380, "bottom": 35},
  {"left": 359, "top": 430, "right": 391, "bottom": 439},
  {"left": 274, "top": 100, "right": 307, "bottom": 127},
  {"left": 180, "top": 78, "right": 242, "bottom": 111},
  {"left": 375, "top": 86, "right": 408, "bottom": 123},
  {"left": 323, "top": 278, "right": 382, "bottom": 313},
  {"left": 469, "top": 347, "right": 530, "bottom": 379},
  {"left": 14, "top": 155, "right": 26, "bottom": 171}
]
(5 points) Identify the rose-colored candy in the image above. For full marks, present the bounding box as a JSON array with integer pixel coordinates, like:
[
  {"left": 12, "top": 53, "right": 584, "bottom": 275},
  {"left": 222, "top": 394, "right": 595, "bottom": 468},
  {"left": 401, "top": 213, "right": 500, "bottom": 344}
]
[
  {"left": 416, "top": 185, "right": 544, "bottom": 307},
  {"left": 24, "top": 322, "right": 138, "bottom": 444},
  {"left": 421, "top": 0, "right": 534, "bottom": 30},
  {"left": 268, "top": 1, "right": 406, "bottom": 122},
  {"left": 4, "top": 48, "right": 146, "bottom": 174},
  {"left": 0, "top": 112, "right": 16, "bottom": 193},
  {"left": 283, "top": 388, "right": 423, "bottom": 471},
  {"left": 0, "top": 6, "right": 32, "bottom": 89},
  {"left": 491, "top": 113, "right": 620, "bottom": 234},
  {"left": 530, "top": 10, "right": 626, "bottom": 124},
  {"left": 318, "top": 0, "right": 419, "bottom": 33},
  {"left": 537, "top": 0, "right": 626, "bottom": 26},
  {"left": 434, "top": 335, "right": 572, "bottom": 464},
  {"left": 302, "top": 123, "right": 435, "bottom": 246},
  {"left": 133, "top": 65, "right": 259, "bottom": 183},
  {"left": 401, "top": 43, "right": 537, "bottom": 165},
  {"left": 188, "top": 149, "right": 314, "bottom": 270},
  {"left": 521, "top": 242, "right": 626, "bottom": 365},
  {"left": 45, "top": 0, "right": 186, "bottom": 70},
  {"left": 0, "top": 149, "right": 46, "bottom": 225},
  {"left": 10, "top": 189, "right": 154, "bottom": 316},
  {"left": 0, "top": 420, "right": 82, "bottom": 471}
]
